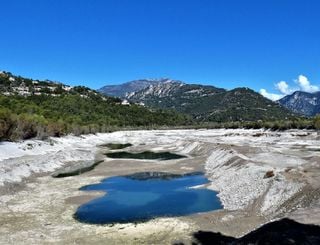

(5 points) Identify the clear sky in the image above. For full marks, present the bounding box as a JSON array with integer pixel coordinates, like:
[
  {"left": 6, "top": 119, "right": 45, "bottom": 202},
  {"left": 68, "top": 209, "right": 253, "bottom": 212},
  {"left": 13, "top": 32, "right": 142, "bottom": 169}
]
[{"left": 0, "top": 0, "right": 319, "bottom": 99}]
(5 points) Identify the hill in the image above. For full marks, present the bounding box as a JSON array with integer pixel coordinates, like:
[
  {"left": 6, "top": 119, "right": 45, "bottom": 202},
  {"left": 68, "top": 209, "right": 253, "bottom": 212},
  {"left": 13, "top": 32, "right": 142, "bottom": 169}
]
[{"left": 0, "top": 71, "right": 111, "bottom": 99}]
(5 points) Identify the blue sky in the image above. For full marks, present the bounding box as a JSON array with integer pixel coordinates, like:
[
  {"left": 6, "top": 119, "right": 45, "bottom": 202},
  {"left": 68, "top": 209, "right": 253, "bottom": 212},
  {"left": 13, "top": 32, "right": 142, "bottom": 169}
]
[{"left": 0, "top": 0, "right": 319, "bottom": 99}]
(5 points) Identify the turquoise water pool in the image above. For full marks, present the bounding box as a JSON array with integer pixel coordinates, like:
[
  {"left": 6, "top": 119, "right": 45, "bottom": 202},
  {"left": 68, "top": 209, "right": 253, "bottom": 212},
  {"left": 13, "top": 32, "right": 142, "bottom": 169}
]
[{"left": 74, "top": 172, "right": 222, "bottom": 224}]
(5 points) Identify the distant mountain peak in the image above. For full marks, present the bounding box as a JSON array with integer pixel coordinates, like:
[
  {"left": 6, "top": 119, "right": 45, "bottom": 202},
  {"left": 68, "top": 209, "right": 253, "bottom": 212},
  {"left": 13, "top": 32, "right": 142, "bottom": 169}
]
[
  {"left": 278, "top": 91, "right": 320, "bottom": 116},
  {"left": 144, "top": 77, "right": 171, "bottom": 82}
]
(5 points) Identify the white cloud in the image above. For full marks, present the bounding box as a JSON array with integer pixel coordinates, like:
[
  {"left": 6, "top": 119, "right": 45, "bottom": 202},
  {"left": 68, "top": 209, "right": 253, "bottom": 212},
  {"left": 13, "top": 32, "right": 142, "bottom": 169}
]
[
  {"left": 260, "top": 74, "right": 320, "bottom": 101},
  {"left": 259, "top": 89, "right": 284, "bottom": 101},
  {"left": 296, "top": 75, "right": 319, "bottom": 93},
  {"left": 275, "top": 81, "right": 292, "bottom": 95}
]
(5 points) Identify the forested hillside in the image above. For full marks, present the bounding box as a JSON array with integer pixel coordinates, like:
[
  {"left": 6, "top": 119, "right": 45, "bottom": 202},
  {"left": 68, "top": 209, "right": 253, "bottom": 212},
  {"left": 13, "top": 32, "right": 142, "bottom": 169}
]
[{"left": 0, "top": 72, "right": 191, "bottom": 141}]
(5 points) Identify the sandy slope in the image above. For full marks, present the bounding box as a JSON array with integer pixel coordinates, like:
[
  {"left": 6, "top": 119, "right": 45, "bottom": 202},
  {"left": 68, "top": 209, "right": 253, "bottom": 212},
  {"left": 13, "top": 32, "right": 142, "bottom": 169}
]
[{"left": 0, "top": 129, "right": 320, "bottom": 244}]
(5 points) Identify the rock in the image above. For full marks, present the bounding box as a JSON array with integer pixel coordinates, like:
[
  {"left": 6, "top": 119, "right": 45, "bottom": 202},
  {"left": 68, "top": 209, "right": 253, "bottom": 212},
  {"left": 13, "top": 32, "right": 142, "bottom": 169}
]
[{"left": 264, "top": 170, "right": 275, "bottom": 178}]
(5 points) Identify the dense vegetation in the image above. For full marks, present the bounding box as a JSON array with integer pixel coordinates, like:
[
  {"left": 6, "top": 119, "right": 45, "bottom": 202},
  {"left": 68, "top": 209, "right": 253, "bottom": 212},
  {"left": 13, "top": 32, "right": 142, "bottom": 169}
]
[{"left": 0, "top": 94, "right": 191, "bottom": 141}]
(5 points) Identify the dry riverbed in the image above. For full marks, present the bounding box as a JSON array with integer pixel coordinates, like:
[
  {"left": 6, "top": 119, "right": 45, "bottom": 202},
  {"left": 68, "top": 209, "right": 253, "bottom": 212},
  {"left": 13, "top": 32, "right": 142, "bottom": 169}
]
[{"left": 0, "top": 129, "right": 320, "bottom": 244}]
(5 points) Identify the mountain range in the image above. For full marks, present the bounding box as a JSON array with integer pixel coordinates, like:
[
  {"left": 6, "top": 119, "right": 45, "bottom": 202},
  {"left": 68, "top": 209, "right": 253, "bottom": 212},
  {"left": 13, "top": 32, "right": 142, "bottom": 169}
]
[
  {"left": 1, "top": 70, "right": 319, "bottom": 141},
  {"left": 99, "top": 79, "right": 297, "bottom": 122}
]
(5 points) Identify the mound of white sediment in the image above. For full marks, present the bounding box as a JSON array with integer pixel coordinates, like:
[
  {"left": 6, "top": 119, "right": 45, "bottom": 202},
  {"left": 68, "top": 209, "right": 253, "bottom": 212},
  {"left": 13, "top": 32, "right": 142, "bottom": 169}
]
[
  {"left": 205, "top": 148, "right": 304, "bottom": 214},
  {"left": 0, "top": 133, "right": 128, "bottom": 186},
  {"left": 205, "top": 149, "right": 269, "bottom": 210}
]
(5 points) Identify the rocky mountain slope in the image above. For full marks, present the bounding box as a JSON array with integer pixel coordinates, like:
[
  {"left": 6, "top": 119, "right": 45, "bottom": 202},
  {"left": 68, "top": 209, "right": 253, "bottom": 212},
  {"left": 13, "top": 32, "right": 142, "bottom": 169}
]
[
  {"left": 278, "top": 91, "right": 320, "bottom": 116},
  {"left": 98, "top": 78, "right": 177, "bottom": 98},
  {"left": 106, "top": 79, "right": 296, "bottom": 122}
]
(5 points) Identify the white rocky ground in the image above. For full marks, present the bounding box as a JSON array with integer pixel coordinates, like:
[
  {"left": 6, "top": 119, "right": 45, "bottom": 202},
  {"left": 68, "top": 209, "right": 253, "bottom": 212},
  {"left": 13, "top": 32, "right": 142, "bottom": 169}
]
[{"left": 0, "top": 129, "right": 320, "bottom": 244}]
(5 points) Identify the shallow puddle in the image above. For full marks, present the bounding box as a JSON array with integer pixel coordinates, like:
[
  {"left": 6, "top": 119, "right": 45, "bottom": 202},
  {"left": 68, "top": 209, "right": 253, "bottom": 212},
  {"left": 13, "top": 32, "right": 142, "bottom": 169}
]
[
  {"left": 74, "top": 172, "right": 222, "bottom": 224},
  {"left": 99, "top": 143, "right": 132, "bottom": 149},
  {"left": 105, "top": 151, "right": 185, "bottom": 160},
  {"left": 52, "top": 160, "right": 104, "bottom": 178}
]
